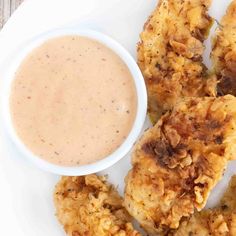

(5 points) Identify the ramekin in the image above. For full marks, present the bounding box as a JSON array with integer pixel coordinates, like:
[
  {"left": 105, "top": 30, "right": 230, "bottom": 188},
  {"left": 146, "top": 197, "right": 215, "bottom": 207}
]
[{"left": 2, "top": 28, "right": 147, "bottom": 176}]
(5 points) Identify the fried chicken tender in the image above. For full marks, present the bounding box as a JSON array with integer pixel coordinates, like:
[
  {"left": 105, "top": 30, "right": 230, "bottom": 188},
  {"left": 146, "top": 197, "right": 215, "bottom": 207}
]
[
  {"left": 212, "top": 0, "right": 236, "bottom": 96},
  {"left": 54, "top": 174, "right": 141, "bottom": 236},
  {"left": 171, "top": 175, "right": 236, "bottom": 236},
  {"left": 138, "top": 0, "right": 215, "bottom": 123},
  {"left": 124, "top": 95, "right": 236, "bottom": 235}
]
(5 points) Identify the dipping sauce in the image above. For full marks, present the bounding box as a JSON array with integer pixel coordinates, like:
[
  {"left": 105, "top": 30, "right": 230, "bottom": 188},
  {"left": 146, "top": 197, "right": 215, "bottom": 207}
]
[{"left": 10, "top": 36, "right": 137, "bottom": 166}]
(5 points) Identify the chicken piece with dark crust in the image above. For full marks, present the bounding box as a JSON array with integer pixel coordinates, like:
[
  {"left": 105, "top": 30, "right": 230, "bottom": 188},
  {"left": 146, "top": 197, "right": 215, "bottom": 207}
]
[
  {"left": 212, "top": 0, "right": 236, "bottom": 96},
  {"left": 138, "top": 0, "right": 215, "bottom": 123},
  {"left": 124, "top": 95, "right": 236, "bottom": 235},
  {"left": 54, "top": 174, "right": 141, "bottom": 236},
  {"left": 171, "top": 175, "right": 236, "bottom": 236}
]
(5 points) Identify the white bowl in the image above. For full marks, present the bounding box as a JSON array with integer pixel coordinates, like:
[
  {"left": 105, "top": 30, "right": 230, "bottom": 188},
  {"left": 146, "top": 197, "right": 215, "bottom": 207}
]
[{"left": 1, "top": 28, "right": 147, "bottom": 176}]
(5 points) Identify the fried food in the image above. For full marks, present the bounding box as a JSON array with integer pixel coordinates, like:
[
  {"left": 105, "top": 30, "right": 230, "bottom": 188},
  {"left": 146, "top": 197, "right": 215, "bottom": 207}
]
[
  {"left": 138, "top": 0, "right": 215, "bottom": 123},
  {"left": 171, "top": 175, "right": 236, "bottom": 236},
  {"left": 124, "top": 95, "right": 236, "bottom": 235},
  {"left": 212, "top": 0, "right": 236, "bottom": 96},
  {"left": 54, "top": 174, "right": 141, "bottom": 236}
]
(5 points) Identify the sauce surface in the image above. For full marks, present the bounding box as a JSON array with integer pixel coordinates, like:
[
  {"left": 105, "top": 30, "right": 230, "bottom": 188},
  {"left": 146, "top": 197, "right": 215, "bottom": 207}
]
[{"left": 10, "top": 36, "right": 137, "bottom": 166}]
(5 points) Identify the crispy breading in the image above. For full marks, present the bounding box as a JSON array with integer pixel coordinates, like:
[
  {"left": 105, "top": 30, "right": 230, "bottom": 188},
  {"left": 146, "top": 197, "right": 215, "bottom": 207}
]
[
  {"left": 211, "top": 0, "right": 236, "bottom": 96},
  {"left": 171, "top": 175, "right": 236, "bottom": 236},
  {"left": 124, "top": 95, "right": 236, "bottom": 235},
  {"left": 138, "top": 0, "right": 215, "bottom": 123},
  {"left": 54, "top": 174, "right": 141, "bottom": 236}
]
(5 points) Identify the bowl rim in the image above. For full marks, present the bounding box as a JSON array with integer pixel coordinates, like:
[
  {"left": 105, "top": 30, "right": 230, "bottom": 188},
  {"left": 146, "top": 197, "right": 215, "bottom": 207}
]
[{"left": 1, "top": 28, "right": 147, "bottom": 176}]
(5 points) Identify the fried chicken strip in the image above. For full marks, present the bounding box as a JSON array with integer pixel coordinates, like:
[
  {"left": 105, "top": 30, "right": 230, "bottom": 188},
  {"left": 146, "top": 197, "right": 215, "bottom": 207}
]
[
  {"left": 54, "top": 174, "right": 141, "bottom": 236},
  {"left": 124, "top": 95, "right": 236, "bottom": 235},
  {"left": 138, "top": 0, "right": 215, "bottom": 123},
  {"left": 212, "top": 0, "right": 236, "bottom": 96},
  {"left": 171, "top": 175, "right": 236, "bottom": 236}
]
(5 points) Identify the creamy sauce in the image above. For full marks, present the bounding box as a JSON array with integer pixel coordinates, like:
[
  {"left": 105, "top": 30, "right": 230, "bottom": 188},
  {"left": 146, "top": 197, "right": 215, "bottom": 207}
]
[{"left": 10, "top": 36, "right": 137, "bottom": 166}]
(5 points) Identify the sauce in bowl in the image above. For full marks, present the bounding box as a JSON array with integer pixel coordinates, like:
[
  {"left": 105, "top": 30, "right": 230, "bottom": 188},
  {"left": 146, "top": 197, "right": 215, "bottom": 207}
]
[{"left": 10, "top": 36, "right": 137, "bottom": 166}]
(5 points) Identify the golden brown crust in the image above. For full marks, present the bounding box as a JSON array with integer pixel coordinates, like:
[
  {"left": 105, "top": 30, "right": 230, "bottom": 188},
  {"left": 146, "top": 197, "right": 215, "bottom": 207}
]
[
  {"left": 171, "top": 176, "right": 236, "bottom": 236},
  {"left": 211, "top": 0, "right": 236, "bottom": 96},
  {"left": 54, "top": 175, "right": 141, "bottom": 236},
  {"left": 138, "top": 0, "right": 215, "bottom": 123},
  {"left": 124, "top": 95, "right": 236, "bottom": 235}
]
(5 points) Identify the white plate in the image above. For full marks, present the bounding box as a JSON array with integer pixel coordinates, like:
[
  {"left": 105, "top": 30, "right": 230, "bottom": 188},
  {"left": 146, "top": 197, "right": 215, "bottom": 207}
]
[{"left": 0, "top": 0, "right": 235, "bottom": 235}]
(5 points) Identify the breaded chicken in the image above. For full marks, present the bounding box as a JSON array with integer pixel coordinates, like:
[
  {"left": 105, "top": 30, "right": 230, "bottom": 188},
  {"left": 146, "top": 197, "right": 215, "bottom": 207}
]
[
  {"left": 124, "top": 95, "right": 236, "bottom": 235},
  {"left": 138, "top": 0, "right": 215, "bottom": 123},
  {"left": 54, "top": 174, "right": 141, "bottom": 236},
  {"left": 212, "top": 0, "right": 236, "bottom": 96},
  {"left": 171, "top": 175, "right": 236, "bottom": 236}
]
